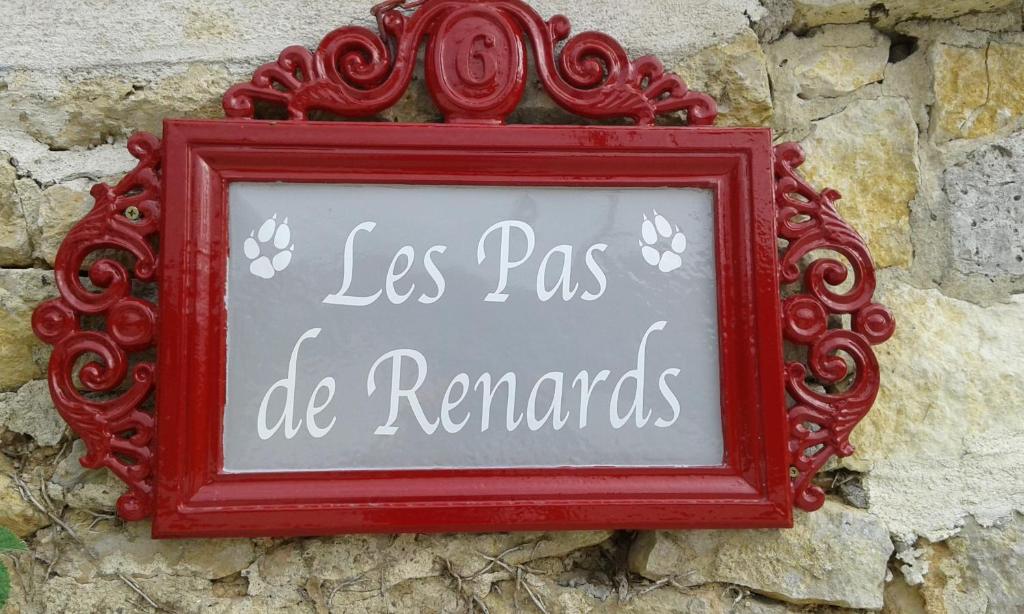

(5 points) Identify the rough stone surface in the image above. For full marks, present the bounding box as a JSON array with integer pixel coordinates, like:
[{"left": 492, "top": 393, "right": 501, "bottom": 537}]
[
  {"left": 932, "top": 42, "right": 1024, "bottom": 142},
  {"left": 791, "top": 0, "right": 1019, "bottom": 30},
  {"left": 0, "top": 0, "right": 764, "bottom": 71},
  {"left": 85, "top": 521, "right": 257, "bottom": 580},
  {"left": 0, "top": 132, "right": 137, "bottom": 186},
  {"left": 0, "top": 379, "right": 66, "bottom": 446},
  {"left": 628, "top": 501, "right": 894, "bottom": 609},
  {"left": 0, "top": 269, "right": 57, "bottom": 391},
  {"left": 4, "top": 64, "right": 246, "bottom": 150},
  {"left": 2, "top": 2, "right": 1024, "bottom": 612},
  {"left": 945, "top": 130, "right": 1024, "bottom": 277},
  {"left": 0, "top": 156, "right": 32, "bottom": 265},
  {"left": 767, "top": 24, "right": 889, "bottom": 99},
  {"left": 0, "top": 454, "right": 50, "bottom": 538},
  {"left": 673, "top": 31, "right": 774, "bottom": 127},
  {"left": 919, "top": 514, "right": 1024, "bottom": 613},
  {"left": 16, "top": 180, "right": 93, "bottom": 265},
  {"left": 798, "top": 97, "right": 919, "bottom": 268},
  {"left": 845, "top": 274, "right": 1024, "bottom": 541},
  {"left": 47, "top": 439, "right": 126, "bottom": 512}
]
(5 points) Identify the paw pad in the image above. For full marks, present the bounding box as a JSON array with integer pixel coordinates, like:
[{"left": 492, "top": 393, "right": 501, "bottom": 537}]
[
  {"left": 640, "top": 211, "right": 687, "bottom": 273},
  {"left": 244, "top": 214, "right": 294, "bottom": 279}
]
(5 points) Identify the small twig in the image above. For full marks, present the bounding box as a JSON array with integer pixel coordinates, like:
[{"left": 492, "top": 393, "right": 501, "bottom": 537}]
[
  {"left": 633, "top": 576, "right": 673, "bottom": 598},
  {"left": 471, "top": 594, "right": 490, "bottom": 614},
  {"left": 466, "top": 543, "right": 529, "bottom": 579},
  {"left": 722, "top": 585, "right": 749, "bottom": 606},
  {"left": 627, "top": 571, "right": 696, "bottom": 601},
  {"left": 52, "top": 438, "right": 71, "bottom": 466},
  {"left": 517, "top": 568, "right": 548, "bottom": 614},
  {"left": 10, "top": 472, "right": 80, "bottom": 540},
  {"left": 37, "top": 475, "right": 59, "bottom": 518},
  {"left": 118, "top": 572, "right": 166, "bottom": 611},
  {"left": 327, "top": 573, "right": 370, "bottom": 606},
  {"left": 86, "top": 512, "right": 118, "bottom": 531},
  {"left": 379, "top": 565, "right": 390, "bottom": 613},
  {"left": 7, "top": 471, "right": 176, "bottom": 614}
]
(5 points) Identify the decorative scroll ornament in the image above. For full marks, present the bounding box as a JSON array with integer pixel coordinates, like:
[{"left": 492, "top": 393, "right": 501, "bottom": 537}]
[
  {"left": 774, "top": 142, "right": 895, "bottom": 512},
  {"left": 222, "top": 0, "right": 718, "bottom": 125},
  {"left": 31, "top": 134, "right": 161, "bottom": 521}
]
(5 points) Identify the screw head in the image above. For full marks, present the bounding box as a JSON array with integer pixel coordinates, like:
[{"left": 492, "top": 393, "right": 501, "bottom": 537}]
[
  {"left": 789, "top": 467, "right": 800, "bottom": 479},
  {"left": 124, "top": 206, "right": 141, "bottom": 221}
]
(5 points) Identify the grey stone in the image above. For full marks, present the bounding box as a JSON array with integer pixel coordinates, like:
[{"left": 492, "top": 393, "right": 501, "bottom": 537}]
[
  {"left": 754, "top": 0, "right": 796, "bottom": 42},
  {"left": 17, "top": 178, "right": 94, "bottom": 265},
  {"left": 48, "top": 439, "right": 126, "bottom": 511},
  {"left": 0, "top": 0, "right": 763, "bottom": 72},
  {"left": 920, "top": 514, "right": 1024, "bottom": 613},
  {"left": 84, "top": 520, "right": 257, "bottom": 580},
  {"left": 628, "top": 501, "right": 893, "bottom": 609},
  {"left": 767, "top": 24, "right": 889, "bottom": 99},
  {"left": 852, "top": 275, "right": 1024, "bottom": 542},
  {"left": 0, "top": 155, "right": 33, "bottom": 265},
  {"left": 0, "top": 379, "right": 65, "bottom": 446},
  {"left": 791, "top": 0, "right": 1019, "bottom": 30},
  {"left": 945, "top": 131, "right": 1024, "bottom": 278},
  {"left": 0, "top": 269, "right": 58, "bottom": 391}
]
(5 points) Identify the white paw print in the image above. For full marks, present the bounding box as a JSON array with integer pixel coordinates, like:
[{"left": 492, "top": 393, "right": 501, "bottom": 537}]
[
  {"left": 640, "top": 211, "right": 687, "bottom": 273},
  {"left": 244, "top": 214, "right": 294, "bottom": 279}
]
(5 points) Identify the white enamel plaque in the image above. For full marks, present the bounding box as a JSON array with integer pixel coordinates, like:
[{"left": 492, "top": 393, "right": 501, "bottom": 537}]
[{"left": 223, "top": 183, "right": 723, "bottom": 472}]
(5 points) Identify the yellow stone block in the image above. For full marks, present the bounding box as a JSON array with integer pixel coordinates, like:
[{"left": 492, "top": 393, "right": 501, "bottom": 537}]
[
  {"left": 933, "top": 43, "right": 1024, "bottom": 141},
  {"left": 798, "top": 98, "right": 918, "bottom": 269}
]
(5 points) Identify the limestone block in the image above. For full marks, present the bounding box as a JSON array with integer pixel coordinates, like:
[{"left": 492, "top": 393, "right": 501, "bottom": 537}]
[
  {"left": 792, "top": 0, "right": 1018, "bottom": 30},
  {"left": 0, "top": 269, "right": 57, "bottom": 391},
  {"left": 767, "top": 24, "right": 889, "bottom": 99},
  {"left": 0, "top": 380, "right": 65, "bottom": 447},
  {"left": 16, "top": 180, "right": 93, "bottom": 266},
  {"left": 674, "top": 31, "right": 774, "bottom": 127},
  {"left": 48, "top": 439, "right": 126, "bottom": 512},
  {"left": 305, "top": 531, "right": 610, "bottom": 588},
  {"left": 0, "top": 156, "right": 32, "bottom": 265},
  {"left": 628, "top": 501, "right": 893, "bottom": 609},
  {"left": 0, "top": 131, "right": 138, "bottom": 186},
  {"left": 8, "top": 64, "right": 244, "bottom": 151},
  {"left": 0, "top": 1, "right": 763, "bottom": 73},
  {"left": 847, "top": 275, "right": 1024, "bottom": 541},
  {"left": 0, "top": 454, "right": 50, "bottom": 538},
  {"left": 85, "top": 520, "right": 256, "bottom": 580},
  {"left": 798, "top": 97, "right": 918, "bottom": 269},
  {"left": 945, "top": 131, "right": 1024, "bottom": 277},
  {"left": 932, "top": 42, "right": 1024, "bottom": 142},
  {"left": 919, "top": 515, "right": 1024, "bottom": 614},
  {"left": 0, "top": 1, "right": 768, "bottom": 147},
  {"left": 246, "top": 530, "right": 613, "bottom": 607},
  {"left": 483, "top": 579, "right": 794, "bottom": 613}
]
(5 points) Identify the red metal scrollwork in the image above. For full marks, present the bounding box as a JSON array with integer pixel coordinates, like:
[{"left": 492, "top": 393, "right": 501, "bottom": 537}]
[
  {"left": 222, "top": 0, "right": 718, "bottom": 125},
  {"left": 31, "top": 133, "right": 161, "bottom": 521},
  {"left": 774, "top": 142, "right": 895, "bottom": 512}
]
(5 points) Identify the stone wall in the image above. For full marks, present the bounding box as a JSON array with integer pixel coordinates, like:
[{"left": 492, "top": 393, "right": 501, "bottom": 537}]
[{"left": 1, "top": 0, "right": 1022, "bottom": 612}]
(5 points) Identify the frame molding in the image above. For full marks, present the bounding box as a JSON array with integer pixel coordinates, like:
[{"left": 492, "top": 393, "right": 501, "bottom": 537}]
[
  {"left": 30, "top": 0, "right": 894, "bottom": 535},
  {"left": 155, "top": 121, "right": 787, "bottom": 537}
]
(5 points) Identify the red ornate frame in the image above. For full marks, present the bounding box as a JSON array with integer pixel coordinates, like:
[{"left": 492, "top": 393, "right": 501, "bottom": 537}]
[{"left": 31, "top": 0, "right": 893, "bottom": 535}]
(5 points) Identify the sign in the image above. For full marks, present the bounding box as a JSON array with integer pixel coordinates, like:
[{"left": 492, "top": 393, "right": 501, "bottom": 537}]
[
  {"left": 154, "top": 121, "right": 791, "bottom": 536},
  {"left": 224, "top": 183, "right": 723, "bottom": 472},
  {"left": 31, "top": 0, "right": 894, "bottom": 538}
]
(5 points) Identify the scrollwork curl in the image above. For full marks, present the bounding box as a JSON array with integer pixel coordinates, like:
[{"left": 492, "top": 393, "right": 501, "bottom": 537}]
[
  {"left": 775, "top": 142, "right": 895, "bottom": 512},
  {"left": 31, "top": 132, "right": 162, "bottom": 521},
  {"left": 221, "top": 0, "right": 718, "bottom": 126}
]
